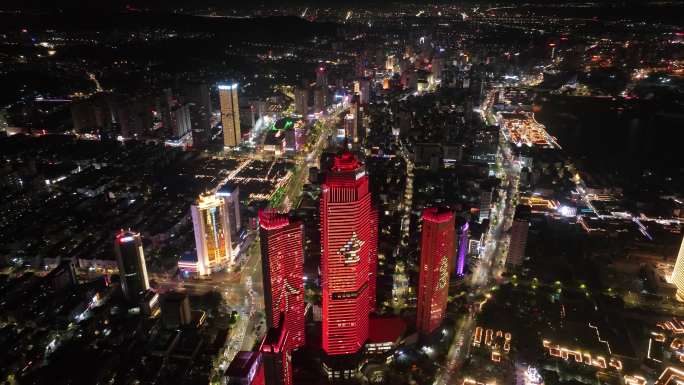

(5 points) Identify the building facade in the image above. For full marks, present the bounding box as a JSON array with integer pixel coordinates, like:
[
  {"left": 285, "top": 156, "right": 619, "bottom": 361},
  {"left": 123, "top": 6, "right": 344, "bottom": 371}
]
[
  {"left": 321, "top": 153, "right": 374, "bottom": 355},
  {"left": 260, "top": 318, "right": 292, "bottom": 385},
  {"left": 416, "top": 208, "right": 454, "bottom": 334},
  {"left": 114, "top": 230, "right": 150, "bottom": 302},
  {"left": 670, "top": 235, "right": 684, "bottom": 299},
  {"left": 316, "top": 66, "right": 328, "bottom": 88},
  {"left": 219, "top": 84, "right": 241, "bottom": 148},
  {"left": 293, "top": 86, "right": 309, "bottom": 117},
  {"left": 507, "top": 205, "right": 531, "bottom": 267},
  {"left": 218, "top": 184, "right": 242, "bottom": 247},
  {"left": 191, "top": 193, "right": 233, "bottom": 275},
  {"left": 259, "top": 209, "right": 305, "bottom": 350},
  {"left": 226, "top": 351, "right": 265, "bottom": 385},
  {"left": 170, "top": 103, "right": 192, "bottom": 139}
]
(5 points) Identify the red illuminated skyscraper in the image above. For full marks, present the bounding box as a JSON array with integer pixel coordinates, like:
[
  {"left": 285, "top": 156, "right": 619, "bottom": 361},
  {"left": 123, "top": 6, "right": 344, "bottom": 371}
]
[
  {"left": 260, "top": 315, "right": 292, "bottom": 385},
  {"left": 259, "top": 210, "right": 305, "bottom": 350},
  {"left": 321, "top": 152, "right": 374, "bottom": 355},
  {"left": 416, "top": 208, "right": 455, "bottom": 335}
]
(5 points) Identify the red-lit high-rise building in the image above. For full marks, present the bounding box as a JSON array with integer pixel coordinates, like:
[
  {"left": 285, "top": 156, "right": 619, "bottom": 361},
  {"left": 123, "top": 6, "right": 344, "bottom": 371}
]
[
  {"left": 260, "top": 315, "right": 292, "bottom": 385},
  {"left": 321, "top": 152, "right": 374, "bottom": 355},
  {"left": 416, "top": 208, "right": 455, "bottom": 335},
  {"left": 259, "top": 210, "right": 305, "bottom": 350}
]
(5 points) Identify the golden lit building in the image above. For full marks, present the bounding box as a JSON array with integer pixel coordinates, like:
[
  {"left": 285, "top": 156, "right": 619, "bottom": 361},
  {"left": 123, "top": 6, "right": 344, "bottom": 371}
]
[
  {"left": 191, "top": 193, "right": 233, "bottom": 275},
  {"left": 219, "top": 84, "right": 241, "bottom": 148},
  {"left": 670, "top": 236, "right": 684, "bottom": 300},
  {"left": 656, "top": 367, "right": 684, "bottom": 385}
]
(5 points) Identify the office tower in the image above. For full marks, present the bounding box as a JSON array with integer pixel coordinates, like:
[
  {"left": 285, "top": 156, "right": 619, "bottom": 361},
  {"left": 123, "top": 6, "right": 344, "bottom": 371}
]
[
  {"left": 253, "top": 99, "right": 267, "bottom": 123},
  {"left": 260, "top": 316, "right": 292, "bottom": 385},
  {"left": 456, "top": 221, "right": 469, "bottom": 276},
  {"left": 416, "top": 208, "right": 454, "bottom": 335},
  {"left": 507, "top": 205, "right": 531, "bottom": 267},
  {"left": 313, "top": 87, "right": 328, "bottom": 113},
  {"left": 113, "top": 95, "right": 154, "bottom": 139},
  {"left": 316, "top": 65, "right": 328, "bottom": 88},
  {"left": 672, "top": 236, "right": 684, "bottom": 299},
  {"left": 321, "top": 152, "right": 374, "bottom": 355},
  {"left": 346, "top": 96, "right": 363, "bottom": 144},
  {"left": 219, "top": 83, "right": 241, "bottom": 148},
  {"left": 217, "top": 184, "right": 242, "bottom": 246},
  {"left": 344, "top": 113, "right": 356, "bottom": 144},
  {"left": 293, "top": 86, "right": 309, "bottom": 117},
  {"left": 170, "top": 103, "right": 192, "bottom": 139},
  {"left": 385, "top": 54, "right": 397, "bottom": 72},
  {"left": 191, "top": 193, "right": 232, "bottom": 276},
  {"left": 226, "top": 351, "right": 265, "bottom": 385},
  {"left": 70, "top": 93, "right": 114, "bottom": 133},
  {"left": 161, "top": 291, "right": 192, "bottom": 328},
  {"left": 479, "top": 190, "right": 493, "bottom": 222},
  {"left": 259, "top": 209, "right": 305, "bottom": 350},
  {"left": 431, "top": 56, "right": 445, "bottom": 84},
  {"left": 353, "top": 79, "right": 370, "bottom": 105},
  {"left": 180, "top": 82, "right": 212, "bottom": 148},
  {"left": 369, "top": 208, "right": 378, "bottom": 312},
  {"left": 114, "top": 230, "right": 150, "bottom": 302},
  {"left": 159, "top": 88, "right": 174, "bottom": 132}
]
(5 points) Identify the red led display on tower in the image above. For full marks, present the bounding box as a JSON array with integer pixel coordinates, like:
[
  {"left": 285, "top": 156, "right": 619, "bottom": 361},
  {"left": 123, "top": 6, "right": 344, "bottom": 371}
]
[
  {"left": 259, "top": 209, "right": 305, "bottom": 350},
  {"left": 321, "top": 152, "right": 375, "bottom": 355},
  {"left": 416, "top": 208, "right": 455, "bottom": 335}
]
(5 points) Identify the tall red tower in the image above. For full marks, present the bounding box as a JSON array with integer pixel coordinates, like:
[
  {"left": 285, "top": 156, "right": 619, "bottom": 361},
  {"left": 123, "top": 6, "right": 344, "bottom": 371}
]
[
  {"left": 321, "top": 152, "right": 374, "bottom": 355},
  {"left": 259, "top": 209, "right": 305, "bottom": 350},
  {"left": 416, "top": 208, "right": 455, "bottom": 335}
]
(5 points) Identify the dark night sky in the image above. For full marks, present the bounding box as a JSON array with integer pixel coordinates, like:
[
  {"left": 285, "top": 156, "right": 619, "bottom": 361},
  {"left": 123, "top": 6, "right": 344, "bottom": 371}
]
[
  {"left": 1, "top": 0, "right": 681, "bottom": 29},
  {"left": 0, "top": 0, "right": 671, "bottom": 11}
]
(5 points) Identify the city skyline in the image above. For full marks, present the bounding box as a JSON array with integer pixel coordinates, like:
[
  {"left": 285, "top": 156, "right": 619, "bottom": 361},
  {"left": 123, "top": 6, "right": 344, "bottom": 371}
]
[{"left": 1, "top": 2, "right": 682, "bottom": 385}]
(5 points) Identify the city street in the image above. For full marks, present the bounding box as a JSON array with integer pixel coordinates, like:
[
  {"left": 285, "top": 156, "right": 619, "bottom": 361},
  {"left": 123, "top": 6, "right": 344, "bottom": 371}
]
[
  {"left": 277, "top": 105, "right": 343, "bottom": 210},
  {"left": 391, "top": 138, "right": 415, "bottom": 313},
  {"left": 434, "top": 91, "right": 522, "bottom": 385}
]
